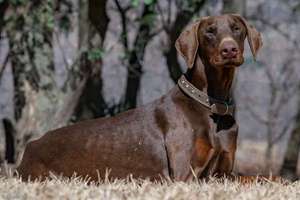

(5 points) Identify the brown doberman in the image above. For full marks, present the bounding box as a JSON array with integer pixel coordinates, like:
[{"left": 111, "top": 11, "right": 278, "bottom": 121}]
[{"left": 17, "top": 14, "right": 264, "bottom": 182}]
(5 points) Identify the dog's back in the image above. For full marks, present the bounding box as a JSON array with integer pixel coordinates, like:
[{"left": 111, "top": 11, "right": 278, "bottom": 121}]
[{"left": 17, "top": 95, "right": 172, "bottom": 181}]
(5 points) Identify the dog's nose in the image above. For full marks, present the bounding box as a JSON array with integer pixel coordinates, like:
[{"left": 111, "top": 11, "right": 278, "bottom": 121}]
[{"left": 220, "top": 40, "right": 238, "bottom": 59}]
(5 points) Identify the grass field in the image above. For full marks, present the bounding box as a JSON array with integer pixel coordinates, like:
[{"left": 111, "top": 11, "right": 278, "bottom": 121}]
[{"left": 0, "top": 175, "right": 299, "bottom": 200}]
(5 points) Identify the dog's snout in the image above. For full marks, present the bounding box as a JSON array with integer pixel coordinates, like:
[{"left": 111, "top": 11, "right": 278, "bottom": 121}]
[{"left": 220, "top": 38, "right": 238, "bottom": 59}]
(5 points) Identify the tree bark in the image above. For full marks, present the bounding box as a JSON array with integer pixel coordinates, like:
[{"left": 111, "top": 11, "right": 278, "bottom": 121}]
[
  {"left": 280, "top": 98, "right": 300, "bottom": 180},
  {"left": 0, "top": 126, "right": 3, "bottom": 164},
  {"left": 72, "top": 0, "right": 109, "bottom": 121},
  {"left": 7, "top": 1, "right": 61, "bottom": 163},
  {"left": 88, "top": 0, "right": 109, "bottom": 40},
  {"left": 123, "top": 3, "right": 157, "bottom": 110},
  {"left": 222, "top": 0, "right": 246, "bottom": 14},
  {"left": 0, "top": 0, "right": 9, "bottom": 37},
  {"left": 2, "top": 118, "right": 15, "bottom": 164}
]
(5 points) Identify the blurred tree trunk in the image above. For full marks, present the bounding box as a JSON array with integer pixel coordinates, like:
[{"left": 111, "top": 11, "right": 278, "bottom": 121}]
[
  {"left": 0, "top": 123, "right": 5, "bottom": 163},
  {"left": 265, "top": 89, "right": 277, "bottom": 173},
  {"left": 0, "top": 0, "right": 9, "bottom": 81},
  {"left": 72, "top": 0, "right": 109, "bottom": 121},
  {"left": 164, "top": 0, "right": 206, "bottom": 83},
  {"left": 2, "top": 118, "right": 15, "bottom": 164},
  {"left": 280, "top": 97, "right": 300, "bottom": 180},
  {"left": 0, "top": 1, "right": 8, "bottom": 37},
  {"left": 7, "top": 1, "right": 59, "bottom": 163},
  {"left": 123, "top": 4, "right": 155, "bottom": 109},
  {"left": 222, "top": 0, "right": 246, "bottom": 14}
]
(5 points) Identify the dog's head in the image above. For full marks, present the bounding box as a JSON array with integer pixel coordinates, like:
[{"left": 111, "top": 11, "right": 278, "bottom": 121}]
[{"left": 175, "top": 14, "right": 263, "bottom": 69}]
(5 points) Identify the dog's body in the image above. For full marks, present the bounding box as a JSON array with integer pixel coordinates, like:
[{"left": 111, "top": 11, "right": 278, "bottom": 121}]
[
  {"left": 17, "top": 14, "right": 263, "bottom": 182},
  {"left": 17, "top": 87, "right": 237, "bottom": 181}
]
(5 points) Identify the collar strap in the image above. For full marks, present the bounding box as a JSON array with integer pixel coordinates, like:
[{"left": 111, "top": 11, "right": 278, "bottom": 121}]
[{"left": 177, "top": 75, "right": 235, "bottom": 116}]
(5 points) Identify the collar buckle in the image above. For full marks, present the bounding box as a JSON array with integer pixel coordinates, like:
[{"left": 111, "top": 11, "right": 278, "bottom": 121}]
[{"left": 211, "top": 103, "right": 230, "bottom": 115}]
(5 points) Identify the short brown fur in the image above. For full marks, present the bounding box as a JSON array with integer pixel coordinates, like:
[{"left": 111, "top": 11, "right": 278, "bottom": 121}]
[{"left": 17, "top": 14, "right": 269, "bottom": 183}]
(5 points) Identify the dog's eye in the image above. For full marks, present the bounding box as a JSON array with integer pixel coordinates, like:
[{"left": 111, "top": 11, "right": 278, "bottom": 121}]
[
  {"left": 206, "top": 26, "right": 216, "bottom": 34},
  {"left": 232, "top": 26, "right": 240, "bottom": 32}
]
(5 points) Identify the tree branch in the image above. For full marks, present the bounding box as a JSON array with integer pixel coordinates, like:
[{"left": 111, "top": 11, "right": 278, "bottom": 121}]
[
  {"left": 54, "top": 30, "right": 70, "bottom": 70},
  {"left": 0, "top": 1, "right": 9, "bottom": 38},
  {"left": 123, "top": 2, "right": 157, "bottom": 109},
  {"left": 249, "top": 14, "right": 300, "bottom": 51},
  {"left": 0, "top": 53, "right": 9, "bottom": 80},
  {"left": 271, "top": 116, "right": 295, "bottom": 145},
  {"left": 244, "top": 102, "right": 269, "bottom": 125},
  {"left": 114, "top": 0, "right": 129, "bottom": 50},
  {"left": 156, "top": 2, "right": 169, "bottom": 33}
]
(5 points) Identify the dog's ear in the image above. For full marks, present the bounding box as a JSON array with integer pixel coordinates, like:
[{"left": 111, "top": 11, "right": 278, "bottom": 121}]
[
  {"left": 175, "top": 20, "right": 203, "bottom": 69},
  {"left": 231, "top": 14, "right": 263, "bottom": 60}
]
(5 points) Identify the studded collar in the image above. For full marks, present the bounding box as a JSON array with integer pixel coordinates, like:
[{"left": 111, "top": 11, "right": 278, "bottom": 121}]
[{"left": 177, "top": 75, "right": 235, "bottom": 116}]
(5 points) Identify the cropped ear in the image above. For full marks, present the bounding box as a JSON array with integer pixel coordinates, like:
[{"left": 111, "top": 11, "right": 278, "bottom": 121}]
[
  {"left": 175, "top": 20, "right": 202, "bottom": 69},
  {"left": 231, "top": 14, "right": 263, "bottom": 60}
]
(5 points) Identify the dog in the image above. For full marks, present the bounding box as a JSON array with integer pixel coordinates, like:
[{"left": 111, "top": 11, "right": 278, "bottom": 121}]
[{"left": 16, "top": 14, "right": 263, "bottom": 182}]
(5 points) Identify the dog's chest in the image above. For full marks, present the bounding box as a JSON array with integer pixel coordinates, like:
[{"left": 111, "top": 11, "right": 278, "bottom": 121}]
[
  {"left": 191, "top": 118, "right": 238, "bottom": 176},
  {"left": 207, "top": 115, "right": 238, "bottom": 151}
]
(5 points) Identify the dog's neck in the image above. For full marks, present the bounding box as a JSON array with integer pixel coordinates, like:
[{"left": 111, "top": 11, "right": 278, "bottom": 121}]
[{"left": 186, "top": 57, "right": 235, "bottom": 102}]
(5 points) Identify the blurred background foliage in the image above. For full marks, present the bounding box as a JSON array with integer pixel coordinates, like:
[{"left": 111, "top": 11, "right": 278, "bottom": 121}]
[{"left": 0, "top": 0, "right": 300, "bottom": 180}]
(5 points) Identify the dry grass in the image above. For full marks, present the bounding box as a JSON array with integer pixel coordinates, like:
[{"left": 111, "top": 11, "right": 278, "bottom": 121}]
[
  {"left": 0, "top": 140, "right": 299, "bottom": 200},
  {"left": 0, "top": 173, "right": 299, "bottom": 200}
]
